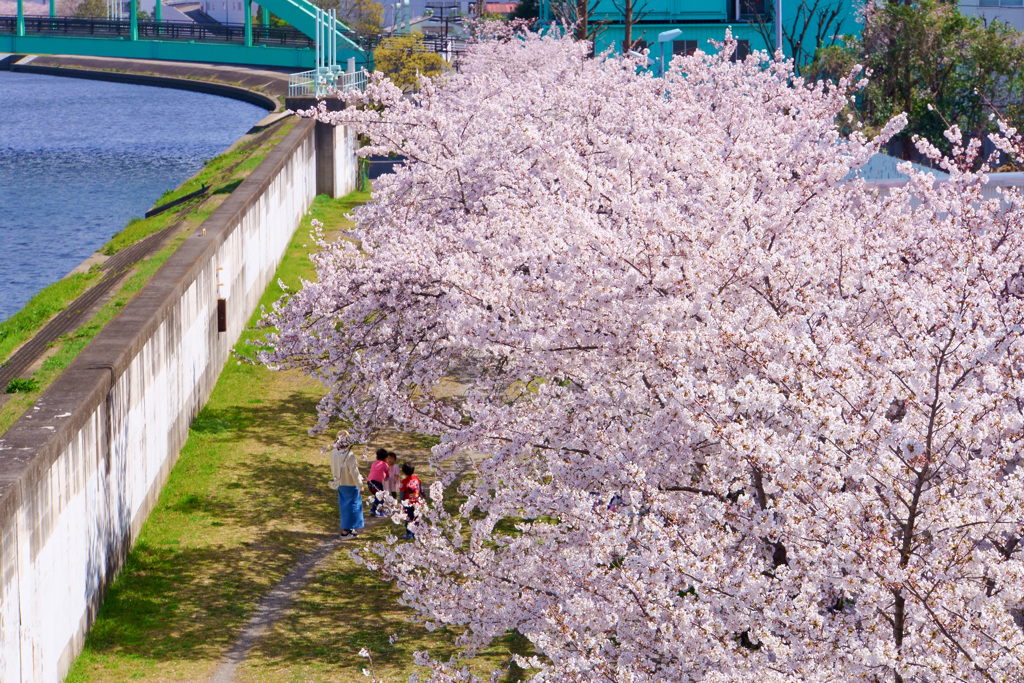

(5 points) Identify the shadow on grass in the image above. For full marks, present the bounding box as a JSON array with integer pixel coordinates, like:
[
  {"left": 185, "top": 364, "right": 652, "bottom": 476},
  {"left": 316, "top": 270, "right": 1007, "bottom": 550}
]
[
  {"left": 213, "top": 179, "right": 244, "bottom": 195},
  {"left": 250, "top": 537, "right": 535, "bottom": 681},
  {"left": 191, "top": 389, "right": 319, "bottom": 447},
  {"left": 78, "top": 385, "right": 512, "bottom": 677},
  {"left": 84, "top": 530, "right": 331, "bottom": 663},
  {"left": 79, "top": 389, "right": 342, "bottom": 665}
]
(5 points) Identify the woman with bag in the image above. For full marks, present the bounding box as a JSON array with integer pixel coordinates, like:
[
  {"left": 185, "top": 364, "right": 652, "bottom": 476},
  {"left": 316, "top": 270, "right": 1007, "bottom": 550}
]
[{"left": 329, "top": 446, "right": 364, "bottom": 538}]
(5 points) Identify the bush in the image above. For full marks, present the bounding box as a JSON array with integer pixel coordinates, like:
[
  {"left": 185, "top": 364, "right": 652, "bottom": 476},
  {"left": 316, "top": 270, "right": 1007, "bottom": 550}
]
[{"left": 5, "top": 377, "right": 38, "bottom": 394}]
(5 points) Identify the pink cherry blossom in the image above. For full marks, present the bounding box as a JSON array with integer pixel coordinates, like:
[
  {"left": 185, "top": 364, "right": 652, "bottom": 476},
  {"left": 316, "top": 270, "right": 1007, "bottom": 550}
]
[{"left": 263, "top": 29, "right": 1024, "bottom": 682}]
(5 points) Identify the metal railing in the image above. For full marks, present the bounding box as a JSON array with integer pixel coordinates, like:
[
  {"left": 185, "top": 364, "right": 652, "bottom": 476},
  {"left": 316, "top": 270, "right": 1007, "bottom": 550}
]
[
  {"left": 288, "top": 67, "right": 367, "bottom": 97},
  {"left": 0, "top": 15, "right": 472, "bottom": 57},
  {"left": 0, "top": 15, "right": 315, "bottom": 47}
]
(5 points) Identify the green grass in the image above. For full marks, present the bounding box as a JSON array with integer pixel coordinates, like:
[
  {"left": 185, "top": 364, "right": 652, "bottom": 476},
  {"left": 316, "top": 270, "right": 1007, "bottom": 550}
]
[
  {"left": 0, "top": 270, "right": 100, "bottom": 365},
  {"left": 66, "top": 191, "right": 531, "bottom": 683},
  {"left": 100, "top": 119, "right": 296, "bottom": 256}
]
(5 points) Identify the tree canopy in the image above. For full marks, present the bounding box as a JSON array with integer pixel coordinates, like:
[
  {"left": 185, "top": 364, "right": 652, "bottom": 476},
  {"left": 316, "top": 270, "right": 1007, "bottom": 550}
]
[
  {"left": 270, "top": 29, "right": 1024, "bottom": 683},
  {"left": 329, "top": 0, "right": 384, "bottom": 37},
  {"left": 814, "top": 0, "right": 1024, "bottom": 161},
  {"left": 371, "top": 33, "right": 447, "bottom": 90}
]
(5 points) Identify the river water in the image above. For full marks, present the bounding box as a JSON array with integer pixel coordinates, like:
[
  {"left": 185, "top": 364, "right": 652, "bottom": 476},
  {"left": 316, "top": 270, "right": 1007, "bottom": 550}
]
[{"left": 0, "top": 71, "right": 267, "bottom": 322}]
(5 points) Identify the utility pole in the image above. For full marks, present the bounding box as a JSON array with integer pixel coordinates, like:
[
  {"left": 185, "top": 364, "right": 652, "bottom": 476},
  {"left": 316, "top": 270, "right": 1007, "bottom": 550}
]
[{"left": 774, "top": 0, "right": 782, "bottom": 53}]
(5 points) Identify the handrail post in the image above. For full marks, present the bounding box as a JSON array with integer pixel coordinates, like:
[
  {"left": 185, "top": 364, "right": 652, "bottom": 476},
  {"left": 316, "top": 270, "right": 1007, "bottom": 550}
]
[
  {"left": 129, "top": 0, "right": 137, "bottom": 39},
  {"left": 16, "top": 0, "right": 25, "bottom": 36},
  {"left": 244, "top": 0, "right": 252, "bottom": 46}
]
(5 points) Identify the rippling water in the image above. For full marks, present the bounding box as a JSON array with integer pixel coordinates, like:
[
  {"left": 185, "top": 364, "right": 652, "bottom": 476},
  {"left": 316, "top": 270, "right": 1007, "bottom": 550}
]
[{"left": 0, "top": 71, "right": 267, "bottom": 322}]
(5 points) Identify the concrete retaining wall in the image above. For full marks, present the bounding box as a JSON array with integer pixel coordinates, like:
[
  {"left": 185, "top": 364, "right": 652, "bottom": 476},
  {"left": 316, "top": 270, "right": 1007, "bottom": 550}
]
[{"left": 0, "top": 114, "right": 355, "bottom": 682}]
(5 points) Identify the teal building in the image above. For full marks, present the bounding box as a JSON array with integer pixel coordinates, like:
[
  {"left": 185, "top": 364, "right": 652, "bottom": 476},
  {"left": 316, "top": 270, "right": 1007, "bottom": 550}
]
[{"left": 539, "top": 0, "right": 861, "bottom": 68}]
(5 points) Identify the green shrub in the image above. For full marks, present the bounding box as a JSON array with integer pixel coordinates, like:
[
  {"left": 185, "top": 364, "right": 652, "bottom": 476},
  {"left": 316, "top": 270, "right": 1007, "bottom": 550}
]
[{"left": 5, "top": 377, "right": 38, "bottom": 394}]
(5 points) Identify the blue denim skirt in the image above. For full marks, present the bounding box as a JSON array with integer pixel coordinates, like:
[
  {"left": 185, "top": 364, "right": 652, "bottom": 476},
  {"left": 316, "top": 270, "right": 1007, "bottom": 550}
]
[{"left": 337, "top": 486, "right": 364, "bottom": 530}]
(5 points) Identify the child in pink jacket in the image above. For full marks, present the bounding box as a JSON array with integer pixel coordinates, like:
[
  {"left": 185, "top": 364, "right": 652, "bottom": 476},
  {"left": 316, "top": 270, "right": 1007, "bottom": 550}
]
[{"left": 367, "top": 449, "right": 390, "bottom": 517}]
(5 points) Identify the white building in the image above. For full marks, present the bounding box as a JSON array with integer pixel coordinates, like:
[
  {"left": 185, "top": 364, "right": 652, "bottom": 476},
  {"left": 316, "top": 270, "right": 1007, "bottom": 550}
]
[
  {"left": 960, "top": 0, "right": 1024, "bottom": 31},
  {"left": 196, "top": 0, "right": 260, "bottom": 24},
  {"left": 137, "top": 0, "right": 261, "bottom": 23}
]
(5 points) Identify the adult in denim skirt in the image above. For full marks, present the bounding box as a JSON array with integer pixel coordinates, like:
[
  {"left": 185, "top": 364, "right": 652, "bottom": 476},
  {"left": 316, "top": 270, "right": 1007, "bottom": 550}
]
[{"left": 330, "top": 447, "right": 364, "bottom": 537}]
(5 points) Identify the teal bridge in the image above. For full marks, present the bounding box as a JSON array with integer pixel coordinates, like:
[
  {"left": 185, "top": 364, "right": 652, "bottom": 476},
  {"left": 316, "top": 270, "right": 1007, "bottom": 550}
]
[{"left": 0, "top": 0, "right": 367, "bottom": 71}]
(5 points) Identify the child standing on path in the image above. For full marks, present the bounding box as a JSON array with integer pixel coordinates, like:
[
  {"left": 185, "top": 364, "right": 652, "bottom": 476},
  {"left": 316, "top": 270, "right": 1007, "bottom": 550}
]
[
  {"left": 383, "top": 451, "right": 400, "bottom": 501},
  {"left": 399, "top": 463, "right": 423, "bottom": 539},
  {"left": 367, "top": 449, "right": 390, "bottom": 517},
  {"left": 329, "top": 447, "right": 363, "bottom": 538}
]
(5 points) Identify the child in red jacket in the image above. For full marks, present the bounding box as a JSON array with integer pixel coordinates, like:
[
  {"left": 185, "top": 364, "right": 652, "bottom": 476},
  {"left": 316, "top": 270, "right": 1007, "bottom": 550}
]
[{"left": 399, "top": 463, "right": 423, "bottom": 539}]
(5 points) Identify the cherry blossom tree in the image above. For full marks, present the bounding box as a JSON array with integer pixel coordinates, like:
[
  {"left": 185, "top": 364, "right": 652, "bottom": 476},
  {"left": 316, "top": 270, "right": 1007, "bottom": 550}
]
[{"left": 262, "top": 30, "right": 1024, "bottom": 682}]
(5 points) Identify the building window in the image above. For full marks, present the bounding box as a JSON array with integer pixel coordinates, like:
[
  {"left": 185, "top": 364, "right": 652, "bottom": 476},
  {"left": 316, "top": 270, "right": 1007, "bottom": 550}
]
[
  {"left": 673, "top": 40, "right": 698, "bottom": 56},
  {"left": 731, "top": 39, "right": 751, "bottom": 61},
  {"left": 738, "top": 0, "right": 766, "bottom": 18}
]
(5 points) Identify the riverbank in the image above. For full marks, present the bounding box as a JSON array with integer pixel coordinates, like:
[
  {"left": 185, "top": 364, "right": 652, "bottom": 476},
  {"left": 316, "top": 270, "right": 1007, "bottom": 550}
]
[
  {"left": 0, "top": 57, "right": 300, "bottom": 425},
  {"left": 2, "top": 53, "right": 291, "bottom": 110},
  {"left": 0, "top": 113, "right": 297, "bottom": 432}
]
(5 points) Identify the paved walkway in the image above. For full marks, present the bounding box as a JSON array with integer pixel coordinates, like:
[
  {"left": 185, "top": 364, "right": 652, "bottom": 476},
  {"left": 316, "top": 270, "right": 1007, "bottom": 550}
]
[
  {"left": 206, "top": 522, "right": 383, "bottom": 683},
  {"left": 205, "top": 441, "right": 483, "bottom": 682}
]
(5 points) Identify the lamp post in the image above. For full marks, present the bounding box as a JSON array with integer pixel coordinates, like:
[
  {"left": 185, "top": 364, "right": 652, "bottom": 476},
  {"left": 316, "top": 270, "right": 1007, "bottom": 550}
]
[{"left": 657, "top": 28, "right": 681, "bottom": 77}]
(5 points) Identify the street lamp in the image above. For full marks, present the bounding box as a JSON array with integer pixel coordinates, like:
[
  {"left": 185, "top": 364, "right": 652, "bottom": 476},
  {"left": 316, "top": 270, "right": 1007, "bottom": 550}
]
[
  {"left": 627, "top": 49, "right": 654, "bottom": 69},
  {"left": 657, "top": 28, "right": 681, "bottom": 77},
  {"left": 626, "top": 50, "right": 651, "bottom": 74}
]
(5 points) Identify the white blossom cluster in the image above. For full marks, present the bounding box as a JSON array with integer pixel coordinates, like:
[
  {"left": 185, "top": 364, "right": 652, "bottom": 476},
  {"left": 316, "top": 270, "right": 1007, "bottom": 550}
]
[{"left": 263, "top": 30, "right": 1024, "bottom": 683}]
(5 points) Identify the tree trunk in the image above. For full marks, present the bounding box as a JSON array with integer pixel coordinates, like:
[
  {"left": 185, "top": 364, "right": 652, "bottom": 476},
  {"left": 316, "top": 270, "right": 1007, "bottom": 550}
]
[{"left": 622, "top": 0, "right": 632, "bottom": 51}]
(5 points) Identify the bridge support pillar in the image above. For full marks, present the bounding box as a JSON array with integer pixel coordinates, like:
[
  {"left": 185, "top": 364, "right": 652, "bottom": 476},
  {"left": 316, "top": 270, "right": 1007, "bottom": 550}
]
[
  {"left": 130, "top": 0, "right": 137, "bottom": 40},
  {"left": 16, "top": 0, "right": 24, "bottom": 36},
  {"left": 49, "top": 0, "right": 54, "bottom": 19},
  {"left": 155, "top": 0, "right": 161, "bottom": 24},
  {"left": 315, "top": 120, "right": 358, "bottom": 199},
  {"left": 244, "top": 0, "right": 252, "bottom": 46}
]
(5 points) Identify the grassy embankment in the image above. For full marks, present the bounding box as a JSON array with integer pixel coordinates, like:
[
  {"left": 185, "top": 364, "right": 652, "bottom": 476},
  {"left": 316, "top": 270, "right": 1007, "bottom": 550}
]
[
  {"left": 67, "top": 191, "right": 530, "bottom": 683},
  {"left": 0, "top": 119, "right": 296, "bottom": 435}
]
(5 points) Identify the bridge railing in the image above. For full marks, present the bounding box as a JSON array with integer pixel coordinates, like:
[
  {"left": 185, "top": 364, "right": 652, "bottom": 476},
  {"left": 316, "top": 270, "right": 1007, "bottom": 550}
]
[
  {"left": 288, "top": 67, "right": 367, "bottom": 97},
  {"left": 0, "top": 15, "right": 315, "bottom": 47}
]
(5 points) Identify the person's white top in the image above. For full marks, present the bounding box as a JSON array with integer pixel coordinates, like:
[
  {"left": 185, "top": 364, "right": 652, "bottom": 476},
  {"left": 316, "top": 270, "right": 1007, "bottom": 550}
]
[
  {"left": 384, "top": 461, "right": 401, "bottom": 493},
  {"left": 329, "top": 448, "right": 362, "bottom": 489}
]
